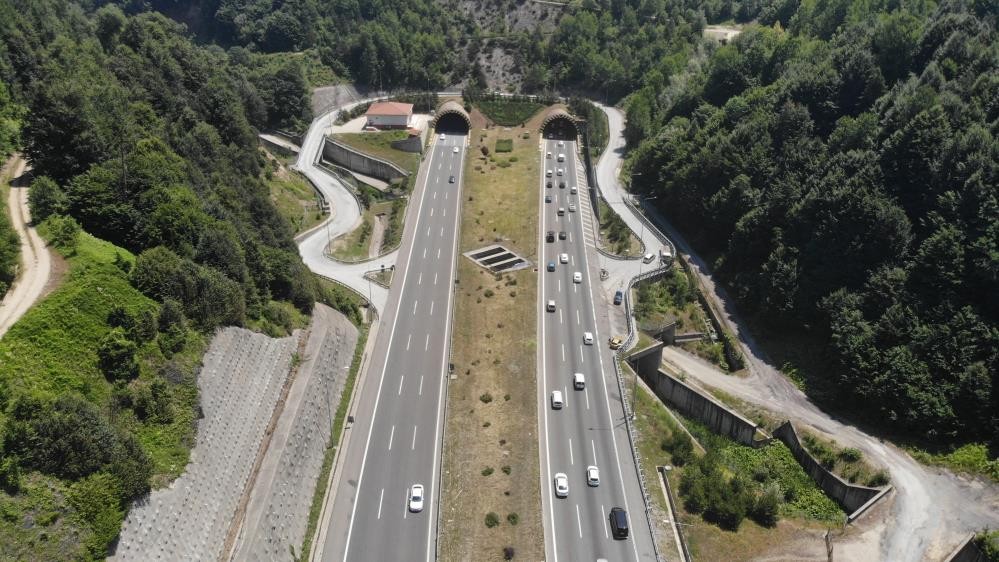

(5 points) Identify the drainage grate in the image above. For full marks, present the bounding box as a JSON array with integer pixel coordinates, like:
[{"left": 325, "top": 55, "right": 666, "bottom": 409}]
[{"left": 463, "top": 244, "right": 532, "bottom": 273}]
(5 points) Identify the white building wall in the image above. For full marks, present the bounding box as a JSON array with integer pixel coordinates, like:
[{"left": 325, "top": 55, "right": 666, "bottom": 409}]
[{"left": 367, "top": 114, "right": 410, "bottom": 128}]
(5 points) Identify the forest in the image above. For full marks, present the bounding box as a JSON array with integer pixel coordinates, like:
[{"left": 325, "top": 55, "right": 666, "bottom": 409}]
[{"left": 626, "top": 0, "right": 997, "bottom": 441}]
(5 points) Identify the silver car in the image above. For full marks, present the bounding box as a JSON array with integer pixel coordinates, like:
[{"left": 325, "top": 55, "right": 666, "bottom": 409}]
[{"left": 554, "top": 473, "right": 569, "bottom": 498}]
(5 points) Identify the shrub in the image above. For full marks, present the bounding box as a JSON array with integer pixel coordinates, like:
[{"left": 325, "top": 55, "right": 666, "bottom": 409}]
[
  {"left": 502, "top": 465, "right": 511, "bottom": 475},
  {"left": 867, "top": 469, "right": 890, "bottom": 487},
  {"left": 503, "top": 546, "right": 515, "bottom": 560},
  {"left": 495, "top": 139, "right": 513, "bottom": 152},
  {"left": 484, "top": 289, "right": 495, "bottom": 297},
  {"left": 97, "top": 327, "right": 139, "bottom": 381},
  {"left": 839, "top": 448, "right": 863, "bottom": 462},
  {"left": 661, "top": 431, "right": 695, "bottom": 466},
  {"left": 480, "top": 393, "right": 493, "bottom": 403},
  {"left": 507, "top": 512, "right": 519, "bottom": 525},
  {"left": 485, "top": 512, "right": 500, "bottom": 527},
  {"left": 749, "top": 483, "right": 781, "bottom": 527},
  {"left": 482, "top": 466, "right": 494, "bottom": 476},
  {"left": 504, "top": 393, "right": 511, "bottom": 401}
]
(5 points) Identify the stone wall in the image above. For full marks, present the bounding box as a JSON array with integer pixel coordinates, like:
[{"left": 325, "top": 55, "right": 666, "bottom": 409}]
[
  {"left": 638, "top": 367, "right": 766, "bottom": 447},
  {"left": 772, "top": 421, "right": 889, "bottom": 517},
  {"left": 944, "top": 534, "right": 990, "bottom": 562},
  {"left": 390, "top": 134, "right": 423, "bottom": 154},
  {"left": 321, "top": 137, "right": 409, "bottom": 183}
]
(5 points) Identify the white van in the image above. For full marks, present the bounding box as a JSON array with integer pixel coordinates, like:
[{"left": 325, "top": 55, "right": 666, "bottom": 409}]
[
  {"left": 546, "top": 299, "right": 556, "bottom": 312},
  {"left": 573, "top": 372, "right": 585, "bottom": 390},
  {"left": 583, "top": 332, "right": 594, "bottom": 345},
  {"left": 570, "top": 185, "right": 577, "bottom": 194},
  {"left": 642, "top": 253, "right": 655, "bottom": 264},
  {"left": 551, "top": 390, "right": 564, "bottom": 409},
  {"left": 557, "top": 153, "right": 565, "bottom": 162}
]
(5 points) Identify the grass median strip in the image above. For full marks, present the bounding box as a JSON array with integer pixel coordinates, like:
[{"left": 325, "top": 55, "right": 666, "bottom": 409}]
[{"left": 440, "top": 123, "right": 543, "bottom": 561}]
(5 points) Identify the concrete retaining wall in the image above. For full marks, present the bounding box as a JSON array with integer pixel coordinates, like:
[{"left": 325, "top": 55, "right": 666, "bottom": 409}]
[
  {"left": 321, "top": 137, "right": 409, "bottom": 183},
  {"left": 390, "top": 134, "right": 423, "bottom": 154},
  {"left": 772, "top": 421, "right": 887, "bottom": 516},
  {"left": 944, "top": 533, "right": 990, "bottom": 562},
  {"left": 638, "top": 367, "right": 765, "bottom": 447}
]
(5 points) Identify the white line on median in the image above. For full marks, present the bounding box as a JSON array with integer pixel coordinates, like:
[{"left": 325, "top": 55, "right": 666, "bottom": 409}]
[
  {"left": 418, "top": 272, "right": 423, "bottom": 285},
  {"left": 591, "top": 440, "right": 597, "bottom": 464},
  {"left": 425, "top": 333, "right": 430, "bottom": 351},
  {"left": 388, "top": 426, "right": 395, "bottom": 450},
  {"left": 437, "top": 248, "right": 441, "bottom": 259},
  {"left": 576, "top": 309, "right": 580, "bottom": 325},
  {"left": 377, "top": 488, "right": 385, "bottom": 520},
  {"left": 419, "top": 375, "right": 424, "bottom": 396},
  {"left": 434, "top": 272, "right": 438, "bottom": 284},
  {"left": 407, "top": 334, "right": 412, "bottom": 350},
  {"left": 576, "top": 504, "right": 583, "bottom": 538},
  {"left": 431, "top": 208, "right": 434, "bottom": 217},
  {"left": 561, "top": 344, "right": 565, "bottom": 362},
  {"left": 430, "top": 301, "right": 434, "bottom": 316},
  {"left": 601, "top": 504, "right": 608, "bottom": 538},
  {"left": 397, "top": 377, "right": 404, "bottom": 396},
  {"left": 569, "top": 438, "right": 574, "bottom": 465},
  {"left": 580, "top": 346, "right": 585, "bottom": 363},
  {"left": 412, "top": 426, "right": 418, "bottom": 450},
  {"left": 413, "top": 300, "right": 418, "bottom": 315}
]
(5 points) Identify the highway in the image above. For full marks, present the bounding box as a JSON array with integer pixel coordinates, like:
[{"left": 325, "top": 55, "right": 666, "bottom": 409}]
[
  {"left": 536, "top": 138, "right": 657, "bottom": 561},
  {"left": 317, "top": 132, "right": 466, "bottom": 562}
]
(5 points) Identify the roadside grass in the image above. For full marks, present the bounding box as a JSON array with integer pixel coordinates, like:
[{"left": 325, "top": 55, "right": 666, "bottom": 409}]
[
  {"left": 265, "top": 165, "right": 324, "bottom": 235},
  {"left": 440, "top": 124, "right": 543, "bottom": 561},
  {"left": 0, "top": 226, "right": 206, "bottom": 558},
  {"left": 907, "top": 443, "right": 999, "bottom": 482},
  {"left": 332, "top": 131, "right": 420, "bottom": 174},
  {"left": 0, "top": 157, "right": 18, "bottom": 299},
  {"left": 633, "top": 381, "right": 844, "bottom": 559},
  {"left": 299, "top": 324, "right": 369, "bottom": 560},
  {"left": 495, "top": 138, "right": 513, "bottom": 153},
  {"left": 798, "top": 429, "right": 890, "bottom": 487},
  {"left": 475, "top": 99, "right": 545, "bottom": 126},
  {"left": 597, "top": 200, "right": 642, "bottom": 257}
]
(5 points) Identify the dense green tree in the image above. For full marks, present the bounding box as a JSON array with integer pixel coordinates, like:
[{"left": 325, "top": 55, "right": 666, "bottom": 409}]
[
  {"left": 97, "top": 327, "right": 139, "bottom": 381},
  {"left": 27, "top": 175, "right": 68, "bottom": 220}
]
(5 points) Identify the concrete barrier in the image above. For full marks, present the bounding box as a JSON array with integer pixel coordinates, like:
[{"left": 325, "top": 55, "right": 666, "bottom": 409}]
[
  {"left": 772, "top": 421, "right": 890, "bottom": 518},
  {"left": 321, "top": 137, "right": 409, "bottom": 183},
  {"left": 944, "top": 533, "right": 990, "bottom": 562},
  {"left": 390, "top": 134, "right": 423, "bottom": 154},
  {"left": 636, "top": 367, "right": 767, "bottom": 447}
]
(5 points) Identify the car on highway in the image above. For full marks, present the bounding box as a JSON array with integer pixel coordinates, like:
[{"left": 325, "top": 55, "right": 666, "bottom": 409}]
[
  {"left": 546, "top": 151, "right": 552, "bottom": 159},
  {"left": 642, "top": 253, "right": 656, "bottom": 263},
  {"left": 409, "top": 484, "right": 425, "bottom": 512},
  {"left": 609, "top": 507, "right": 629, "bottom": 539},
  {"left": 583, "top": 332, "right": 594, "bottom": 345},
  {"left": 546, "top": 231, "right": 555, "bottom": 242},
  {"left": 609, "top": 336, "right": 623, "bottom": 349},
  {"left": 545, "top": 194, "right": 552, "bottom": 203},
  {"left": 449, "top": 175, "right": 455, "bottom": 183},
  {"left": 559, "top": 253, "right": 568, "bottom": 264},
  {"left": 439, "top": 133, "right": 446, "bottom": 141},
  {"left": 569, "top": 203, "right": 576, "bottom": 213},
  {"left": 559, "top": 181, "right": 566, "bottom": 188},
  {"left": 547, "top": 261, "right": 555, "bottom": 271},
  {"left": 547, "top": 299, "right": 556, "bottom": 312},
  {"left": 557, "top": 153, "right": 565, "bottom": 162},
  {"left": 614, "top": 290, "right": 623, "bottom": 305},
  {"left": 558, "top": 207, "right": 565, "bottom": 216},
  {"left": 573, "top": 372, "right": 585, "bottom": 389},
  {"left": 557, "top": 140, "right": 564, "bottom": 147},
  {"left": 546, "top": 169, "right": 553, "bottom": 177},
  {"left": 453, "top": 146, "right": 459, "bottom": 153},
  {"left": 559, "top": 231, "right": 567, "bottom": 240},
  {"left": 586, "top": 465, "right": 600, "bottom": 486},
  {"left": 554, "top": 473, "right": 569, "bottom": 498},
  {"left": 557, "top": 168, "right": 564, "bottom": 176},
  {"left": 546, "top": 180, "right": 552, "bottom": 188},
  {"left": 573, "top": 272, "right": 582, "bottom": 283},
  {"left": 570, "top": 185, "right": 577, "bottom": 194},
  {"left": 551, "top": 390, "right": 564, "bottom": 409}
]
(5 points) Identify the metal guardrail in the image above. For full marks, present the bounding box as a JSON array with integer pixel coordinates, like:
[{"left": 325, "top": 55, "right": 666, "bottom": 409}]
[{"left": 657, "top": 466, "right": 693, "bottom": 562}]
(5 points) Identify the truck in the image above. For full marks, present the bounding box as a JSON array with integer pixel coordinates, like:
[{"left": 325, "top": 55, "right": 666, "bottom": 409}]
[{"left": 659, "top": 245, "right": 674, "bottom": 265}]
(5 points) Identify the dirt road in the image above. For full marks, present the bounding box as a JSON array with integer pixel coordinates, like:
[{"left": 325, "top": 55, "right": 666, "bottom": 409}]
[{"left": 0, "top": 155, "right": 52, "bottom": 338}]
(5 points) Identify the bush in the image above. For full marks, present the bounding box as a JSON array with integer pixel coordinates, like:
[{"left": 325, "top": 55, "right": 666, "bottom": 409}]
[
  {"left": 97, "top": 327, "right": 139, "bottom": 381},
  {"left": 47, "top": 214, "right": 81, "bottom": 251},
  {"left": 507, "top": 512, "right": 519, "bottom": 525},
  {"left": 67, "top": 472, "right": 126, "bottom": 557},
  {"left": 28, "top": 176, "right": 68, "bottom": 221},
  {"left": 661, "top": 431, "right": 695, "bottom": 466},
  {"left": 502, "top": 465, "right": 511, "bottom": 474},
  {"left": 749, "top": 483, "right": 781, "bottom": 527},
  {"left": 867, "top": 470, "right": 890, "bottom": 487},
  {"left": 484, "top": 289, "right": 494, "bottom": 298},
  {"left": 503, "top": 546, "right": 515, "bottom": 560},
  {"left": 485, "top": 512, "right": 500, "bottom": 527},
  {"left": 839, "top": 448, "right": 863, "bottom": 463},
  {"left": 495, "top": 139, "right": 513, "bottom": 152},
  {"left": 480, "top": 393, "right": 493, "bottom": 403},
  {"left": 482, "top": 466, "right": 494, "bottom": 476}
]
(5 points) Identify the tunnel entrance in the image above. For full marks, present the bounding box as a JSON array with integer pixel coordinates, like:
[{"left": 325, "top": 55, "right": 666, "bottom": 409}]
[
  {"left": 432, "top": 100, "right": 471, "bottom": 134},
  {"left": 540, "top": 110, "right": 580, "bottom": 141}
]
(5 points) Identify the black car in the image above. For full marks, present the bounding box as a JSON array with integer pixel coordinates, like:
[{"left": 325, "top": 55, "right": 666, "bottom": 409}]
[
  {"left": 558, "top": 181, "right": 566, "bottom": 189},
  {"left": 546, "top": 231, "right": 555, "bottom": 243},
  {"left": 613, "top": 290, "right": 624, "bottom": 305},
  {"left": 449, "top": 175, "right": 455, "bottom": 183},
  {"left": 546, "top": 180, "right": 552, "bottom": 188},
  {"left": 609, "top": 507, "right": 629, "bottom": 539},
  {"left": 558, "top": 231, "right": 567, "bottom": 240},
  {"left": 545, "top": 194, "right": 552, "bottom": 203}
]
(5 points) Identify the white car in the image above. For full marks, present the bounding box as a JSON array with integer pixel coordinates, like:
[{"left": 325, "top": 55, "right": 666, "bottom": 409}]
[
  {"left": 409, "top": 484, "right": 425, "bottom": 512},
  {"left": 559, "top": 253, "right": 569, "bottom": 264},
  {"left": 586, "top": 466, "right": 600, "bottom": 487},
  {"left": 554, "top": 472, "right": 569, "bottom": 498},
  {"left": 570, "top": 185, "right": 577, "bottom": 194},
  {"left": 573, "top": 372, "right": 585, "bottom": 389},
  {"left": 547, "top": 299, "right": 556, "bottom": 312},
  {"left": 573, "top": 272, "right": 582, "bottom": 284},
  {"left": 546, "top": 151, "right": 552, "bottom": 159},
  {"left": 558, "top": 140, "right": 564, "bottom": 147},
  {"left": 546, "top": 169, "right": 553, "bottom": 177},
  {"left": 583, "top": 332, "right": 594, "bottom": 345},
  {"left": 569, "top": 203, "right": 576, "bottom": 213},
  {"left": 551, "top": 390, "right": 564, "bottom": 409},
  {"left": 452, "top": 146, "right": 459, "bottom": 153},
  {"left": 557, "top": 168, "right": 564, "bottom": 176},
  {"left": 439, "top": 133, "right": 446, "bottom": 141}
]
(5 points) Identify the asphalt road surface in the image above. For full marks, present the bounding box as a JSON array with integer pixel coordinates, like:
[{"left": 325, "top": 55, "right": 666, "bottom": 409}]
[
  {"left": 319, "top": 133, "right": 466, "bottom": 562},
  {"left": 536, "top": 139, "right": 657, "bottom": 561}
]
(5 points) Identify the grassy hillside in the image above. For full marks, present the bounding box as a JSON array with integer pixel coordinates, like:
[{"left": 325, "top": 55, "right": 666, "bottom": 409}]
[{"left": 0, "top": 224, "right": 204, "bottom": 559}]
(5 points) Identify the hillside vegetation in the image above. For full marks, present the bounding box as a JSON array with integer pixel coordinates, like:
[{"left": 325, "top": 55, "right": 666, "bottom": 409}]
[{"left": 626, "top": 1, "right": 997, "bottom": 444}]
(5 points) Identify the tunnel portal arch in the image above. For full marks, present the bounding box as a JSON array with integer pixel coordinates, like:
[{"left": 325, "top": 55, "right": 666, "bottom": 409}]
[
  {"left": 540, "top": 108, "right": 580, "bottom": 141},
  {"left": 432, "top": 100, "right": 471, "bottom": 133}
]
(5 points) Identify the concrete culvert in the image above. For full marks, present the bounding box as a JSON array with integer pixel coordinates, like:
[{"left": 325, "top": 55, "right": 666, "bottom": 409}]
[
  {"left": 540, "top": 108, "right": 580, "bottom": 141},
  {"left": 433, "top": 100, "right": 471, "bottom": 134}
]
